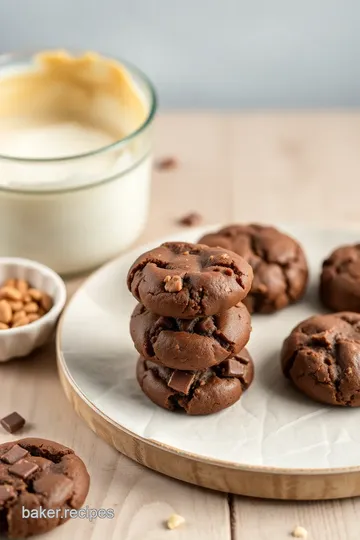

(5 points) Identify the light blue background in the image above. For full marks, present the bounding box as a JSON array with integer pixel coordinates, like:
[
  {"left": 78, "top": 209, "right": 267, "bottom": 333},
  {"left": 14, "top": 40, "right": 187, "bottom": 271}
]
[{"left": 0, "top": 0, "right": 358, "bottom": 108}]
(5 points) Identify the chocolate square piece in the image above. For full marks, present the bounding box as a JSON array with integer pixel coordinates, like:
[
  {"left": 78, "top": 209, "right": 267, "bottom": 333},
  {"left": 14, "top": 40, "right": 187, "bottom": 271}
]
[
  {"left": 168, "top": 371, "right": 195, "bottom": 394},
  {"left": 0, "top": 412, "right": 25, "bottom": 434},
  {"left": 0, "top": 484, "right": 16, "bottom": 504},
  {"left": 1, "top": 444, "right": 28, "bottom": 464},
  {"left": 34, "top": 473, "right": 74, "bottom": 506},
  {"left": 9, "top": 459, "right": 39, "bottom": 479},
  {"left": 221, "top": 358, "right": 245, "bottom": 378}
]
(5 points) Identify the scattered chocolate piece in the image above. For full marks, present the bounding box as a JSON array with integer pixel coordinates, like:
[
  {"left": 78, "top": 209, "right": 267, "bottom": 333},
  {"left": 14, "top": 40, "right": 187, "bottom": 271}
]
[
  {"left": 155, "top": 157, "right": 178, "bottom": 171},
  {"left": 1, "top": 444, "right": 28, "bottom": 464},
  {"left": 178, "top": 212, "right": 202, "bottom": 227},
  {"left": 0, "top": 411, "right": 25, "bottom": 434},
  {"left": 168, "top": 371, "right": 196, "bottom": 394},
  {"left": 0, "top": 485, "right": 16, "bottom": 504},
  {"left": 9, "top": 459, "right": 39, "bottom": 479}
]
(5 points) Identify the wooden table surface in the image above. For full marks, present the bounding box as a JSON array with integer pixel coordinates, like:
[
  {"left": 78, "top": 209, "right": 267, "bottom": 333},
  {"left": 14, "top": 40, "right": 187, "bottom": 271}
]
[{"left": 3, "top": 112, "right": 360, "bottom": 539}]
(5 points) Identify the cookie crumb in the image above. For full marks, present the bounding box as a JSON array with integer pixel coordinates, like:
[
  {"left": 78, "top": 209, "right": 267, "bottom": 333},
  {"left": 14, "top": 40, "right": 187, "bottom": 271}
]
[
  {"left": 178, "top": 212, "right": 202, "bottom": 227},
  {"left": 167, "top": 514, "right": 185, "bottom": 530},
  {"left": 292, "top": 525, "right": 308, "bottom": 538},
  {"left": 156, "top": 157, "right": 178, "bottom": 171},
  {"left": 220, "top": 253, "right": 229, "bottom": 259},
  {"left": 164, "top": 275, "right": 183, "bottom": 292}
]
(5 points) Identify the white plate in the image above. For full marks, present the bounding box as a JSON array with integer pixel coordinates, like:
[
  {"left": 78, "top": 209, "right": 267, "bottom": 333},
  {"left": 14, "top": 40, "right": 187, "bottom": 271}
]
[{"left": 57, "top": 224, "right": 360, "bottom": 471}]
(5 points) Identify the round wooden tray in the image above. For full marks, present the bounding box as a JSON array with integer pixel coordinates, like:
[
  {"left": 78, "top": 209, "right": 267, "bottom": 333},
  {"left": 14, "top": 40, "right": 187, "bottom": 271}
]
[{"left": 56, "top": 225, "right": 360, "bottom": 500}]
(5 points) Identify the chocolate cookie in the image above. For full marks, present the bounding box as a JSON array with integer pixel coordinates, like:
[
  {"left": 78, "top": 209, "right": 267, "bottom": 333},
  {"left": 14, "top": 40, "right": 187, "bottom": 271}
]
[
  {"left": 0, "top": 438, "right": 90, "bottom": 538},
  {"left": 320, "top": 244, "right": 360, "bottom": 312},
  {"left": 127, "top": 242, "right": 253, "bottom": 318},
  {"left": 137, "top": 348, "right": 254, "bottom": 415},
  {"left": 130, "top": 302, "right": 251, "bottom": 371},
  {"left": 199, "top": 224, "right": 308, "bottom": 314},
  {"left": 281, "top": 312, "right": 360, "bottom": 406}
]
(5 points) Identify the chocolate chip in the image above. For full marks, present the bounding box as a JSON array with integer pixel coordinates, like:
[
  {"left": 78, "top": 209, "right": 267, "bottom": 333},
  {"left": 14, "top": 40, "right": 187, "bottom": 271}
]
[
  {"left": 194, "top": 317, "right": 216, "bottom": 335},
  {"left": 168, "top": 371, "right": 195, "bottom": 394},
  {"left": 9, "top": 459, "right": 39, "bottom": 479},
  {"left": 1, "top": 444, "right": 28, "bottom": 464},
  {"left": 221, "top": 358, "right": 246, "bottom": 378},
  {"left": 178, "top": 212, "right": 202, "bottom": 227},
  {"left": 34, "top": 473, "right": 74, "bottom": 506},
  {"left": 0, "top": 412, "right": 25, "bottom": 434},
  {"left": 0, "top": 485, "right": 16, "bottom": 504},
  {"left": 155, "top": 157, "right": 178, "bottom": 171}
]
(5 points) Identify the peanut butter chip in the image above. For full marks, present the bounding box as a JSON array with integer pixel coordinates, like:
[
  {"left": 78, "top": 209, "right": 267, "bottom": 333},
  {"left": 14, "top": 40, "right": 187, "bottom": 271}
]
[
  {"left": 166, "top": 514, "right": 185, "bottom": 530},
  {"left": 183, "top": 251, "right": 189, "bottom": 256},
  {"left": 292, "top": 526, "right": 308, "bottom": 538},
  {"left": 164, "top": 275, "right": 183, "bottom": 292}
]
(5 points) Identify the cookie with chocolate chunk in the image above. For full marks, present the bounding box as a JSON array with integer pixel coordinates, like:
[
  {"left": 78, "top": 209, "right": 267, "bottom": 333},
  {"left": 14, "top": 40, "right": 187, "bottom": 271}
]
[
  {"left": 0, "top": 437, "right": 89, "bottom": 538},
  {"left": 137, "top": 348, "right": 254, "bottom": 415},
  {"left": 281, "top": 312, "right": 360, "bottom": 406},
  {"left": 127, "top": 242, "right": 253, "bottom": 318},
  {"left": 320, "top": 244, "right": 360, "bottom": 312},
  {"left": 130, "top": 302, "right": 251, "bottom": 371},
  {"left": 199, "top": 224, "right": 308, "bottom": 314}
]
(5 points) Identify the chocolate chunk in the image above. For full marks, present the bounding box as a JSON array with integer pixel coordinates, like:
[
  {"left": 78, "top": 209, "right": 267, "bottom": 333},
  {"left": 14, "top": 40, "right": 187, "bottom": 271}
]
[
  {"left": 34, "top": 473, "right": 74, "bottom": 506},
  {"left": 0, "top": 412, "right": 25, "bottom": 434},
  {"left": 9, "top": 459, "right": 39, "bottom": 479},
  {"left": 178, "top": 212, "right": 202, "bottom": 227},
  {"left": 168, "top": 371, "right": 195, "bottom": 394},
  {"left": 221, "top": 358, "right": 246, "bottom": 378},
  {"left": 1, "top": 444, "right": 28, "bottom": 464},
  {"left": 0, "top": 485, "right": 16, "bottom": 504}
]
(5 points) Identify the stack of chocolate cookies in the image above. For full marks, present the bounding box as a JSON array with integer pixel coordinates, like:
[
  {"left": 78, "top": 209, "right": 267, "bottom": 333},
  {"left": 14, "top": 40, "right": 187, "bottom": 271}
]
[{"left": 127, "top": 242, "right": 255, "bottom": 415}]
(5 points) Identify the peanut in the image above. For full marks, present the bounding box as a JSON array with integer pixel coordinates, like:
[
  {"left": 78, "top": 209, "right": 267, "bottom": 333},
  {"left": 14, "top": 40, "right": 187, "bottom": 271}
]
[
  {"left": 8, "top": 301, "right": 24, "bottom": 312},
  {"left": 0, "top": 300, "right": 12, "bottom": 324},
  {"left": 12, "top": 310, "right": 27, "bottom": 323},
  {"left": 16, "top": 279, "right": 29, "bottom": 294},
  {"left": 40, "top": 293, "right": 53, "bottom": 312},
  {"left": 12, "top": 316, "right": 30, "bottom": 328},
  {"left": 27, "top": 314, "right": 40, "bottom": 323},
  {"left": 0, "top": 278, "right": 54, "bottom": 330},
  {"left": 24, "top": 302, "right": 39, "bottom": 314},
  {"left": 28, "top": 288, "right": 42, "bottom": 302},
  {"left": 0, "top": 286, "right": 22, "bottom": 301}
]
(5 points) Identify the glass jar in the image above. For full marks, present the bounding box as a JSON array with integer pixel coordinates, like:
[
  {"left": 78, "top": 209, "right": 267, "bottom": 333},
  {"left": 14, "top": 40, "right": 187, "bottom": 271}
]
[{"left": 0, "top": 51, "right": 157, "bottom": 274}]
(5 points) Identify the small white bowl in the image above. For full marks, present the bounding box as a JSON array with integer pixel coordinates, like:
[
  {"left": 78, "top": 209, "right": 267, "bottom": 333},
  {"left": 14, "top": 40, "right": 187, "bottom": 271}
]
[{"left": 0, "top": 257, "right": 67, "bottom": 361}]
